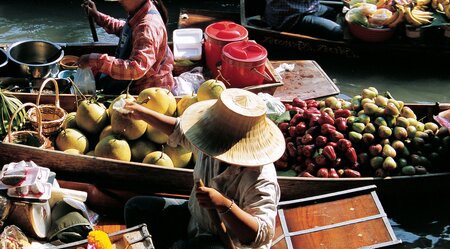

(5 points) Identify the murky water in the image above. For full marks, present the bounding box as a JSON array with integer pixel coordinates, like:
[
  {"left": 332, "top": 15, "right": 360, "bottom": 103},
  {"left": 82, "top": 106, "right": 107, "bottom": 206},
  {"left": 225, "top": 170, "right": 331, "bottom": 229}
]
[{"left": 0, "top": 0, "right": 449, "bottom": 248}]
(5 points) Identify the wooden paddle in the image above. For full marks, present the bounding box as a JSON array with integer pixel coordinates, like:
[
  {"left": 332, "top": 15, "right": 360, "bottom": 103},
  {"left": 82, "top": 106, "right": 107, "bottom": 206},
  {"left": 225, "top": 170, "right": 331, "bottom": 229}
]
[
  {"left": 84, "top": 0, "right": 99, "bottom": 42},
  {"left": 198, "top": 179, "right": 236, "bottom": 249}
]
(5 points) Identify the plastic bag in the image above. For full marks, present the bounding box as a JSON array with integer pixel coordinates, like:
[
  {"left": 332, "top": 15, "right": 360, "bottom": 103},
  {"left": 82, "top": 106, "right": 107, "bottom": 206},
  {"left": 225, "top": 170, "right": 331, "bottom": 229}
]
[
  {"left": 172, "top": 67, "right": 205, "bottom": 96},
  {"left": 0, "top": 225, "right": 30, "bottom": 249},
  {"left": 72, "top": 68, "right": 96, "bottom": 95},
  {"left": 257, "top": 93, "right": 286, "bottom": 121}
]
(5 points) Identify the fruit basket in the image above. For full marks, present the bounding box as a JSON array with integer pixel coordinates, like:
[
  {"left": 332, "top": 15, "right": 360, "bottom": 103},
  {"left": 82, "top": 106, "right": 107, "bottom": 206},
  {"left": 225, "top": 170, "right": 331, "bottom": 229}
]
[{"left": 345, "top": 11, "right": 396, "bottom": 42}]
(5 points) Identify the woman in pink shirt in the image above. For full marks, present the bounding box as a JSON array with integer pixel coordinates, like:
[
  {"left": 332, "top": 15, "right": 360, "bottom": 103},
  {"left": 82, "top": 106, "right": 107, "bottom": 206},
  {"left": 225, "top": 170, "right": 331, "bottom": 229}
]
[{"left": 79, "top": 0, "right": 175, "bottom": 94}]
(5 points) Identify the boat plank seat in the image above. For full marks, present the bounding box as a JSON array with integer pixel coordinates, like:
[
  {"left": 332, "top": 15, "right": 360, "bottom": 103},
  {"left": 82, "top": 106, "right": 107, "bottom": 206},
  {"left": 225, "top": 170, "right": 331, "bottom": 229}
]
[
  {"left": 272, "top": 185, "right": 401, "bottom": 249},
  {"left": 272, "top": 60, "right": 340, "bottom": 101}
]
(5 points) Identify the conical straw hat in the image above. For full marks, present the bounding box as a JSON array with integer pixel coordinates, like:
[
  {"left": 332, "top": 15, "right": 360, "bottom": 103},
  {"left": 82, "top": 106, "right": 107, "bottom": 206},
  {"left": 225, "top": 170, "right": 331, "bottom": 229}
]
[{"left": 180, "top": 88, "right": 285, "bottom": 166}]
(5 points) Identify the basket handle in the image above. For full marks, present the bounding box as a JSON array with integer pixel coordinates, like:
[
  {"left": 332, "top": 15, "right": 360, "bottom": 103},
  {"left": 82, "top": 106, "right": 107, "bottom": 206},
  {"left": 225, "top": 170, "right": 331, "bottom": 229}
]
[
  {"left": 7, "top": 103, "right": 42, "bottom": 143},
  {"left": 36, "top": 78, "right": 60, "bottom": 108}
]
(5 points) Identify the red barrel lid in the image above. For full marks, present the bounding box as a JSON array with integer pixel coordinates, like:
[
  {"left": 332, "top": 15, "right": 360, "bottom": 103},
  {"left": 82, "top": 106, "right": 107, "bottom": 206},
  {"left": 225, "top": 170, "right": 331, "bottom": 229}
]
[
  {"left": 222, "top": 41, "right": 267, "bottom": 63},
  {"left": 205, "top": 21, "right": 248, "bottom": 41}
]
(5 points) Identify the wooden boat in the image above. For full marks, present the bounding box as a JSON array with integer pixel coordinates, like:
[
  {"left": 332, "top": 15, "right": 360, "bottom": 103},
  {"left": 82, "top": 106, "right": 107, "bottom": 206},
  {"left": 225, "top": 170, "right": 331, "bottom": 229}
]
[
  {"left": 0, "top": 101, "right": 449, "bottom": 203},
  {"left": 239, "top": 0, "right": 450, "bottom": 59}
]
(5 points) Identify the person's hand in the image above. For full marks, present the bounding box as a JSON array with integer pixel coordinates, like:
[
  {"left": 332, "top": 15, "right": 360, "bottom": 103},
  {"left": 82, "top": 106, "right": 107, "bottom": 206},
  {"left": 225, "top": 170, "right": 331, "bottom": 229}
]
[
  {"left": 122, "top": 99, "right": 147, "bottom": 120},
  {"left": 195, "top": 183, "right": 230, "bottom": 211},
  {"left": 77, "top": 54, "right": 90, "bottom": 69},
  {"left": 82, "top": 0, "right": 98, "bottom": 17}
]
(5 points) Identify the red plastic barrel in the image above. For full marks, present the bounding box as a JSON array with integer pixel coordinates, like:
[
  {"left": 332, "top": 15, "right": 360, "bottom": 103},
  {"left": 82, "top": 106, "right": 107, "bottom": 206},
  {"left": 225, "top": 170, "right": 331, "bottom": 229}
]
[
  {"left": 204, "top": 21, "right": 248, "bottom": 78},
  {"left": 220, "top": 40, "right": 268, "bottom": 88}
]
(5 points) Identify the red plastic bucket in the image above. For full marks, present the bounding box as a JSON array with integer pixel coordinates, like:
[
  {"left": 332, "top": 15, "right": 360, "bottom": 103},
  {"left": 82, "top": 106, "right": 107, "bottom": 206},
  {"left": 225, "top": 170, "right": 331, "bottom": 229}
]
[
  {"left": 204, "top": 21, "right": 248, "bottom": 77},
  {"left": 220, "top": 40, "right": 269, "bottom": 88}
]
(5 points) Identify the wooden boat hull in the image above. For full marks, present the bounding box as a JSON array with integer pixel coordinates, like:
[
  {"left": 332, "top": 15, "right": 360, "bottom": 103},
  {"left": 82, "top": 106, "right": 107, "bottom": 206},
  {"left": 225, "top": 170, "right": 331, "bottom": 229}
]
[
  {"left": 240, "top": 0, "right": 450, "bottom": 60},
  {"left": 0, "top": 137, "right": 449, "bottom": 202},
  {"left": 0, "top": 102, "right": 449, "bottom": 202}
]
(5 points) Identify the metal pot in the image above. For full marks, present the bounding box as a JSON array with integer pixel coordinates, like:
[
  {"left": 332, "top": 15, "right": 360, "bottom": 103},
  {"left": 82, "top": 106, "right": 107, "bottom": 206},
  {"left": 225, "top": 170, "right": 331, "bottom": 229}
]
[
  {"left": 0, "top": 48, "right": 8, "bottom": 76},
  {"left": 7, "top": 40, "right": 64, "bottom": 79}
]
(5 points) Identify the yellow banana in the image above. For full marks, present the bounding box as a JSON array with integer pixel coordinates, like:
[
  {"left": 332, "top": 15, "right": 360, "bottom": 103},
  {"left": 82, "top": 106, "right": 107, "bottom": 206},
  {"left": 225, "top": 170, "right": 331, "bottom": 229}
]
[
  {"left": 445, "top": 4, "right": 450, "bottom": 18},
  {"left": 412, "top": 9, "right": 435, "bottom": 18},
  {"left": 432, "top": 0, "right": 439, "bottom": 8},
  {"left": 388, "top": 7, "right": 405, "bottom": 28},
  {"left": 416, "top": 0, "right": 432, "bottom": 5},
  {"left": 383, "top": 9, "right": 401, "bottom": 26},
  {"left": 404, "top": 6, "right": 424, "bottom": 26}
]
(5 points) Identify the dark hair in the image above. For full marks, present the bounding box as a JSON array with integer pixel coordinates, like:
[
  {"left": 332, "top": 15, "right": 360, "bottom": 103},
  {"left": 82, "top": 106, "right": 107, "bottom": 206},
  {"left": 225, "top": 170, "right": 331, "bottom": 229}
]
[{"left": 152, "top": 0, "right": 169, "bottom": 25}]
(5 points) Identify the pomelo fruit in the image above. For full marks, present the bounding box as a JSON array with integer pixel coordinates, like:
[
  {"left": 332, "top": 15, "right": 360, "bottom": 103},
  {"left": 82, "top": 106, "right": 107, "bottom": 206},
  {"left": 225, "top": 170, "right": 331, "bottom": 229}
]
[
  {"left": 94, "top": 134, "right": 131, "bottom": 162},
  {"left": 143, "top": 151, "right": 174, "bottom": 167},
  {"left": 145, "top": 124, "right": 168, "bottom": 144},
  {"left": 55, "top": 128, "right": 89, "bottom": 154},
  {"left": 111, "top": 107, "right": 147, "bottom": 141},
  {"left": 76, "top": 99, "right": 109, "bottom": 134},
  {"left": 107, "top": 93, "right": 133, "bottom": 115},
  {"left": 164, "top": 145, "right": 193, "bottom": 168},
  {"left": 177, "top": 94, "right": 198, "bottom": 116},
  {"left": 137, "top": 87, "right": 172, "bottom": 114},
  {"left": 62, "top": 112, "right": 77, "bottom": 129},
  {"left": 165, "top": 91, "right": 177, "bottom": 116},
  {"left": 129, "top": 137, "right": 159, "bottom": 162},
  {"left": 99, "top": 125, "right": 114, "bottom": 141},
  {"left": 197, "top": 79, "right": 226, "bottom": 101}
]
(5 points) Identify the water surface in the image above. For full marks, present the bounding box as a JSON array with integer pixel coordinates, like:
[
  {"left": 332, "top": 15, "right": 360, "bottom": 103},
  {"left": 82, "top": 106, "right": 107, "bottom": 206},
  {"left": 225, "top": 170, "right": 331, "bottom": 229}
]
[{"left": 0, "top": 0, "right": 449, "bottom": 248}]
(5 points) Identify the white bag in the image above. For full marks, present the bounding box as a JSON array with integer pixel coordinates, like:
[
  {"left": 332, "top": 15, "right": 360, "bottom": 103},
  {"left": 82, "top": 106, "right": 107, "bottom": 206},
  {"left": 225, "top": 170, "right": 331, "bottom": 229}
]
[{"left": 72, "top": 68, "right": 96, "bottom": 95}]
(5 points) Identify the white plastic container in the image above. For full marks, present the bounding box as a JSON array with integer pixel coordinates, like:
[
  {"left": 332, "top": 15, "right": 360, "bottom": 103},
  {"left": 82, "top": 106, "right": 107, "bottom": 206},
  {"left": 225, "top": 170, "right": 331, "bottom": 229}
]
[{"left": 173, "top": 28, "right": 203, "bottom": 61}]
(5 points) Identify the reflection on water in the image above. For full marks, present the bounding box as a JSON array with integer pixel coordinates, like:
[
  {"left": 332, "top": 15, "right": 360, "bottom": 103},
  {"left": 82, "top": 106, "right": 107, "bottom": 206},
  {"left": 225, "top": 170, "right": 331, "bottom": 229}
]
[{"left": 0, "top": 0, "right": 449, "bottom": 248}]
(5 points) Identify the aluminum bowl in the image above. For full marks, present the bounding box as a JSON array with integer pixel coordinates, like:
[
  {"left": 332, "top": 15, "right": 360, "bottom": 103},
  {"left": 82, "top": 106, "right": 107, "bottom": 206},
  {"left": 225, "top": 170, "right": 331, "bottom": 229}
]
[
  {"left": 7, "top": 40, "right": 64, "bottom": 79},
  {"left": 0, "top": 48, "right": 7, "bottom": 69},
  {"left": 0, "top": 48, "right": 8, "bottom": 76}
]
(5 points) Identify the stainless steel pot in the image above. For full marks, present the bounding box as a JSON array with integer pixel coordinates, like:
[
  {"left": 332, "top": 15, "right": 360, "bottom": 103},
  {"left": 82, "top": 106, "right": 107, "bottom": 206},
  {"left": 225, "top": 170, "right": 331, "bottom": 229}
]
[
  {"left": 7, "top": 40, "right": 64, "bottom": 79},
  {"left": 0, "top": 48, "right": 7, "bottom": 68}
]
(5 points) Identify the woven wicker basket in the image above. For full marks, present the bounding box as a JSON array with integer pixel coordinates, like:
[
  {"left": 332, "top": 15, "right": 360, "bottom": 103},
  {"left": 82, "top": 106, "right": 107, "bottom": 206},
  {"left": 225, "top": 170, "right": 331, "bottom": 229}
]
[
  {"left": 27, "top": 78, "right": 67, "bottom": 136},
  {"left": 3, "top": 103, "right": 51, "bottom": 149}
]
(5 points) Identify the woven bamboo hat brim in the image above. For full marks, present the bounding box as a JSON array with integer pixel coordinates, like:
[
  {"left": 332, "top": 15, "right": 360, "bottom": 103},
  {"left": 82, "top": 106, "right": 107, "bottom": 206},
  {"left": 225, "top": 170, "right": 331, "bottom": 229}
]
[{"left": 180, "top": 88, "right": 285, "bottom": 167}]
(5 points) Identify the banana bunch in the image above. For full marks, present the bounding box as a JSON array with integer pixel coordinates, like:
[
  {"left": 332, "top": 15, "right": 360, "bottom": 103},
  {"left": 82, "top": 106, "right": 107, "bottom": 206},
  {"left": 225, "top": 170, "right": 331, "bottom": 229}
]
[
  {"left": 434, "top": 0, "right": 450, "bottom": 18},
  {"left": 432, "top": 0, "right": 449, "bottom": 13},
  {"left": 415, "top": 0, "right": 432, "bottom": 7},
  {"left": 383, "top": 5, "right": 406, "bottom": 27},
  {"left": 403, "top": 5, "right": 435, "bottom": 26}
]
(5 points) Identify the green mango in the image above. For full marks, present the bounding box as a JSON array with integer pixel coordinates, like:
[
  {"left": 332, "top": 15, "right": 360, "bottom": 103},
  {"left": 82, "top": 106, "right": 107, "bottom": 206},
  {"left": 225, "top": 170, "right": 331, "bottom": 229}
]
[
  {"left": 370, "top": 156, "right": 384, "bottom": 169},
  {"left": 374, "top": 117, "right": 387, "bottom": 127},
  {"left": 349, "top": 131, "right": 363, "bottom": 143},
  {"left": 396, "top": 117, "right": 410, "bottom": 128},
  {"left": 401, "top": 165, "right": 416, "bottom": 175},
  {"left": 374, "top": 95, "right": 388, "bottom": 107},
  {"left": 397, "top": 158, "right": 408, "bottom": 168},
  {"left": 406, "top": 125, "right": 417, "bottom": 139},
  {"left": 393, "top": 126, "right": 408, "bottom": 140},
  {"left": 378, "top": 126, "right": 392, "bottom": 139},
  {"left": 424, "top": 122, "right": 439, "bottom": 134},
  {"left": 383, "top": 156, "right": 397, "bottom": 171},
  {"left": 352, "top": 122, "right": 366, "bottom": 133},
  {"left": 363, "top": 103, "right": 379, "bottom": 115},
  {"left": 382, "top": 144, "right": 397, "bottom": 158},
  {"left": 364, "top": 123, "right": 376, "bottom": 134}
]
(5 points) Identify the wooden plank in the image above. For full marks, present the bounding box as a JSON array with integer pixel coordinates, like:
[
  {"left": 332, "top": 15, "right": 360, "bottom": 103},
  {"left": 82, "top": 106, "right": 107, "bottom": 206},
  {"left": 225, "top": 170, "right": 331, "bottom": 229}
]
[
  {"left": 271, "top": 60, "right": 339, "bottom": 101},
  {"left": 273, "top": 185, "right": 402, "bottom": 249},
  {"left": 178, "top": 8, "right": 240, "bottom": 30}
]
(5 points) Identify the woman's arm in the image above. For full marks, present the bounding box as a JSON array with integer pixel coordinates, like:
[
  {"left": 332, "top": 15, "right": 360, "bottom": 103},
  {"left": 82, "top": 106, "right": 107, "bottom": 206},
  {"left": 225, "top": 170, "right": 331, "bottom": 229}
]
[
  {"left": 195, "top": 185, "right": 259, "bottom": 245},
  {"left": 123, "top": 100, "right": 176, "bottom": 135}
]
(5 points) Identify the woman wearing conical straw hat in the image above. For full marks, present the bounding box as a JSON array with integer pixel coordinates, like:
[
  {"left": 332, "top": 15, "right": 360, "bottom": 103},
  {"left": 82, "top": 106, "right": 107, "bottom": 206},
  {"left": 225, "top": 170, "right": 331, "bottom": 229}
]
[{"left": 123, "top": 88, "right": 285, "bottom": 249}]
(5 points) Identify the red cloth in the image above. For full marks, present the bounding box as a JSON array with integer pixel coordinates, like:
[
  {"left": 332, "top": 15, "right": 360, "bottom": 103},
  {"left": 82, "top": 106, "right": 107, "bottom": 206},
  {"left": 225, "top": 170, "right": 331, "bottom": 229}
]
[{"left": 89, "top": 0, "right": 175, "bottom": 94}]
